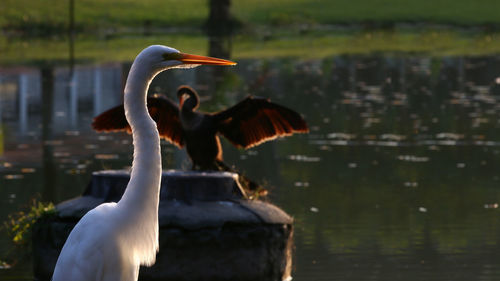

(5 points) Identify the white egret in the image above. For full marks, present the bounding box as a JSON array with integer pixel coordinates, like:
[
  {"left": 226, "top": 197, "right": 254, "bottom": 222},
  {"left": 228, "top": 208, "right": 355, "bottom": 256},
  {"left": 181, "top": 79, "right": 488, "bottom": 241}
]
[{"left": 52, "top": 45, "right": 236, "bottom": 281}]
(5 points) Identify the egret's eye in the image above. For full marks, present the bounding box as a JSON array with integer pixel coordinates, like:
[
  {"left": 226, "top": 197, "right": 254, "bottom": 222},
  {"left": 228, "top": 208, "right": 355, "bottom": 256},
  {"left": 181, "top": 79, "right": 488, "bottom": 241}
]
[{"left": 162, "top": 52, "right": 182, "bottom": 61}]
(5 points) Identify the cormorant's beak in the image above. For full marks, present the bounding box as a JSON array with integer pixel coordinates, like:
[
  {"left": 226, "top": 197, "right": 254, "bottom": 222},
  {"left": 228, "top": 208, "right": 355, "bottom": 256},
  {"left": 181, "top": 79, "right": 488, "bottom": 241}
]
[{"left": 178, "top": 53, "right": 236, "bottom": 66}]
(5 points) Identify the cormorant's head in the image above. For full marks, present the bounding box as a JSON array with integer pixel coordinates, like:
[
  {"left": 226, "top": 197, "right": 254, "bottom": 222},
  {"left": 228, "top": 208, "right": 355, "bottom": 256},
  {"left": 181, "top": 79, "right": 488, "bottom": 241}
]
[{"left": 177, "top": 85, "right": 199, "bottom": 111}]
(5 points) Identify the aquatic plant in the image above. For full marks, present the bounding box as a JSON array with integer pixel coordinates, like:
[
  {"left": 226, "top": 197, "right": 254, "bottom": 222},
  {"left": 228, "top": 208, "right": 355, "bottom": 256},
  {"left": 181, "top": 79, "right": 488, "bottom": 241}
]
[
  {"left": 0, "top": 199, "right": 55, "bottom": 269},
  {"left": 3, "top": 199, "right": 55, "bottom": 246}
]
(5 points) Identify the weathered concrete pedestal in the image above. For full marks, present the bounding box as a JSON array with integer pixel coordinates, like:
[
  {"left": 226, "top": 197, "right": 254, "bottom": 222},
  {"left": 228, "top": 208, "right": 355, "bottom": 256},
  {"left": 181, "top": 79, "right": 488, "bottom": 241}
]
[{"left": 32, "top": 170, "right": 293, "bottom": 281}]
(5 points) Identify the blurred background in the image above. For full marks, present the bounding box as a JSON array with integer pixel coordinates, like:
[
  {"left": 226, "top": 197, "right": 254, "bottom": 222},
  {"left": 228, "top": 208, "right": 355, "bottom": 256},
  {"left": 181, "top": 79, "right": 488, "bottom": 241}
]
[{"left": 2, "top": 1, "right": 500, "bottom": 280}]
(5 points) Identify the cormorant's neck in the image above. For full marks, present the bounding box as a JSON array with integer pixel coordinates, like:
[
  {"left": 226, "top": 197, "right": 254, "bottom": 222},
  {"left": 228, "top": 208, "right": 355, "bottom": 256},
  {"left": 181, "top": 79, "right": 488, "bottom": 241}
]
[
  {"left": 181, "top": 95, "right": 199, "bottom": 114},
  {"left": 181, "top": 104, "right": 195, "bottom": 115}
]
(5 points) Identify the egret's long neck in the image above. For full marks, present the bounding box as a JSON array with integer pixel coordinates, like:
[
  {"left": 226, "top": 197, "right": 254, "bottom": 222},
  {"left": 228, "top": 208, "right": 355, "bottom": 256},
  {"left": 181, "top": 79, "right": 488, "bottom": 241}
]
[
  {"left": 117, "top": 59, "right": 162, "bottom": 263},
  {"left": 121, "top": 60, "right": 162, "bottom": 205}
]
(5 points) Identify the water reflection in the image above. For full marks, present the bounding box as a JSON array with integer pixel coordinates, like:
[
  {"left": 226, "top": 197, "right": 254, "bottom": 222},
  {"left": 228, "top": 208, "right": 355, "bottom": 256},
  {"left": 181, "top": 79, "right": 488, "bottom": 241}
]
[{"left": 2, "top": 55, "right": 500, "bottom": 280}]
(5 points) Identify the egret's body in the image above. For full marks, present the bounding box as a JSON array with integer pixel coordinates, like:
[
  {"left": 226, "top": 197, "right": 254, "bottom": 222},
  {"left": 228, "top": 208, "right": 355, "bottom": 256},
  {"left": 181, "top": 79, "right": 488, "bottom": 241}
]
[{"left": 52, "top": 45, "right": 235, "bottom": 281}]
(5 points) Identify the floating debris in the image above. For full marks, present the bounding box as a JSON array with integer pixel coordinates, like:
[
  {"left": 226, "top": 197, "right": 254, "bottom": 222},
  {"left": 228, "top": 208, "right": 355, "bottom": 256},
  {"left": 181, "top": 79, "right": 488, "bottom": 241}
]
[
  {"left": 4, "top": 174, "right": 23, "bottom": 180},
  {"left": 319, "top": 145, "right": 332, "bottom": 151},
  {"left": 0, "top": 261, "right": 12, "bottom": 269},
  {"left": 436, "top": 133, "right": 464, "bottom": 140},
  {"left": 439, "top": 140, "right": 458, "bottom": 146},
  {"left": 376, "top": 141, "right": 400, "bottom": 147},
  {"left": 484, "top": 203, "right": 499, "bottom": 209},
  {"left": 473, "top": 93, "right": 494, "bottom": 102},
  {"left": 381, "top": 134, "right": 406, "bottom": 141},
  {"left": 363, "top": 118, "right": 381, "bottom": 128},
  {"left": 457, "top": 163, "right": 466, "bottom": 168},
  {"left": 404, "top": 182, "right": 418, "bottom": 187},
  {"left": 310, "top": 139, "right": 350, "bottom": 146},
  {"left": 310, "top": 125, "right": 321, "bottom": 132},
  {"left": 66, "top": 169, "right": 84, "bottom": 175},
  {"left": 348, "top": 163, "right": 357, "bottom": 168},
  {"left": 288, "top": 155, "right": 321, "bottom": 162},
  {"left": 97, "top": 135, "right": 113, "bottom": 141},
  {"left": 327, "top": 132, "right": 356, "bottom": 140},
  {"left": 418, "top": 207, "right": 427, "bottom": 213},
  {"left": 294, "top": 182, "right": 310, "bottom": 187},
  {"left": 397, "top": 155, "right": 430, "bottom": 162},
  {"left": 392, "top": 99, "right": 407, "bottom": 106},
  {"left": 472, "top": 118, "right": 489, "bottom": 128},
  {"left": 43, "top": 140, "right": 63, "bottom": 146},
  {"left": 365, "top": 93, "right": 384, "bottom": 102},
  {"left": 94, "top": 154, "right": 119, "bottom": 160},
  {"left": 310, "top": 207, "right": 319, "bottom": 213},
  {"left": 473, "top": 140, "right": 499, "bottom": 146},
  {"left": 21, "top": 168, "right": 36, "bottom": 173},
  {"left": 64, "top": 131, "right": 80, "bottom": 136},
  {"left": 53, "top": 152, "right": 70, "bottom": 157}
]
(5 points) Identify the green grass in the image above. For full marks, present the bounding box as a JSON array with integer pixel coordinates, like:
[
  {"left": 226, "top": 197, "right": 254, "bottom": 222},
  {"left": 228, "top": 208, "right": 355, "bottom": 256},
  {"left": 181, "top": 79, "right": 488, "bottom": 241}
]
[
  {"left": 234, "top": 30, "right": 500, "bottom": 58},
  {"left": 0, "top": 33, "right": 208, "bottom": 64},
  {"left": 233, "top": 0, "right": 500, "bottom": 26},
  {"left": 1, "top": 0, "right": 208, "bottom": 30},
  {"left": 1, "top": 30, "right": 500, "bottom": 65},
  {"left": 2, "top": 0, "right": 500, "bottom": 32},
  {"left": 3, "top": 0, "right": 500, "bottom": 63}
]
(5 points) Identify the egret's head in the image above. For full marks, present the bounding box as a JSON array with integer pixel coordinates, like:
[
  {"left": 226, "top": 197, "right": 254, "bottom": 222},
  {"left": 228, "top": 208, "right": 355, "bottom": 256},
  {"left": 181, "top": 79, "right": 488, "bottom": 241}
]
[{"left": 137, "top": 45, "right": 236, "bottom": 73}]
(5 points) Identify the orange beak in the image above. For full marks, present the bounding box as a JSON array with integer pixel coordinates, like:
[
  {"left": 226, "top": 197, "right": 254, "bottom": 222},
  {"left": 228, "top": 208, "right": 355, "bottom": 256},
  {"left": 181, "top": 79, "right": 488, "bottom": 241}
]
[{"left": 179, "top": 53, "right": 236, "bottom": 66}]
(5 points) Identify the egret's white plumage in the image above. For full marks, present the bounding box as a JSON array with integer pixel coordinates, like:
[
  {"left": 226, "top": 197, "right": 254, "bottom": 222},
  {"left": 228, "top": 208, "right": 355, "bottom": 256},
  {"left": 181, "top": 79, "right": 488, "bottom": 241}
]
[{"left": 52, "top": 45, "right": 235, "bottom": 281}]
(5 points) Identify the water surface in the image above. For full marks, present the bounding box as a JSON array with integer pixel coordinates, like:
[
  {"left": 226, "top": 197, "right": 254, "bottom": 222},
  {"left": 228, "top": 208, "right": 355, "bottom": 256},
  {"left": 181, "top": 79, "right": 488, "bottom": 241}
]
[{"left": 2, "top": 54, "right": 500, "bottom": 280}]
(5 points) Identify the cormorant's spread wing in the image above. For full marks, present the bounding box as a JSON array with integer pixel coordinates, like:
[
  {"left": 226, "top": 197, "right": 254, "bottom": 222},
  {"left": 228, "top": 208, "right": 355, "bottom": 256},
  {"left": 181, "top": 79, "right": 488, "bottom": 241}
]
[
  {"left": 91, "top": 103, "right": 130, "bottom": 133},
  {"left": 92, "top": 95, "right": 185, "bottom": 147},
  {"left": 214, "top": 96, "right": 309, "bottom": 149}
]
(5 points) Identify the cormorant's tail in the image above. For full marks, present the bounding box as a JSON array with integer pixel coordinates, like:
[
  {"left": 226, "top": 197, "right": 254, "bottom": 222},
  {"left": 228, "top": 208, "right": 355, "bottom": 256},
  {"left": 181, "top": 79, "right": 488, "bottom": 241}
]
[{"left": 215, "top": 160, "right": 268, "bottom": 199}]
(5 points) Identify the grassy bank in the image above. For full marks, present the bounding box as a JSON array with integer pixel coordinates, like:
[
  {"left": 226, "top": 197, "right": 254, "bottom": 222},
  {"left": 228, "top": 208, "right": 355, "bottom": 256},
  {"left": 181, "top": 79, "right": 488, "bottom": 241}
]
[
  {"left": 2, "top": 0, "right": 500, "bottom": 33},
  {"left": 234, "top": 0, "right": 500, "bottom": 27},
  {"left": 1, "top": 30, "right": 500, "bottom": 65},
  {"left": 1, "top": 0, "right": 207, "bottom": 32},
  {"left": 3, "top": 0, "right": 500, "bottom": 64}
]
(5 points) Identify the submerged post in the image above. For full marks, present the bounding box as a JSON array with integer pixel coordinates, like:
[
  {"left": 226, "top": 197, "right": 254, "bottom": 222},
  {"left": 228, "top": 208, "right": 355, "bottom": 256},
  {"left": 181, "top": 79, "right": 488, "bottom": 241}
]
[{"left": 33, "top": 170, "right": 293, "bottom": 281}]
